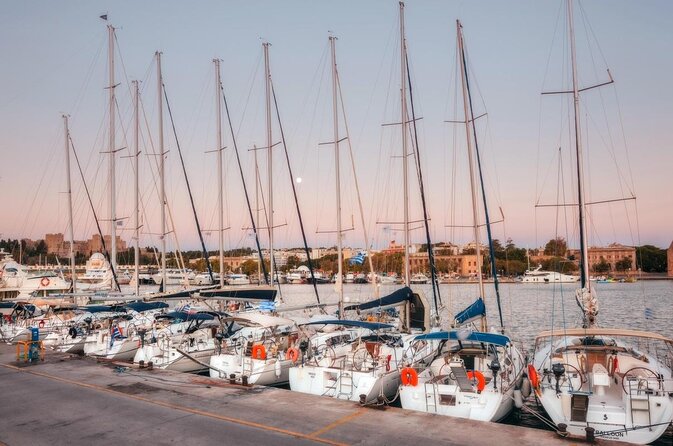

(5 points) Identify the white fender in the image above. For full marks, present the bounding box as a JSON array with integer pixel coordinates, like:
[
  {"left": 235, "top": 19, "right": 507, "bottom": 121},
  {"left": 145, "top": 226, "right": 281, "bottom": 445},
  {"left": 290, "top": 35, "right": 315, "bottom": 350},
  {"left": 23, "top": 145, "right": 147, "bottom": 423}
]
[
  {"left": 513, "top": 389, "right": 524, "bottom": 409},
  {"left": 275, "top": 357, "right": 282, "bottom": 377}
]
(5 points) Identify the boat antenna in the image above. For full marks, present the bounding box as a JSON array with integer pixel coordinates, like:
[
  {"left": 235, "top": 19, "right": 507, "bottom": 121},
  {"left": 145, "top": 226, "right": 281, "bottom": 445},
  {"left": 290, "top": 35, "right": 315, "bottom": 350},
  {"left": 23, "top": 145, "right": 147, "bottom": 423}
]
[
  {"left": 270, "top": 80, "right": 322, "bottom": 307},
  {"left": 458, "top": 21, "right": 505, "bottom": 332}
]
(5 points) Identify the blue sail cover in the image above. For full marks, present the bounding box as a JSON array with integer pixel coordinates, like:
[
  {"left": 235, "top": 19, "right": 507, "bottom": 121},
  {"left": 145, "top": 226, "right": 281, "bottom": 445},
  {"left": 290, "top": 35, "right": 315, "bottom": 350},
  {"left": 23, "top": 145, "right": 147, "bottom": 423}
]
[
  {"left": 454, "top": 297, "right": 486, "bottom": 325},
  {"left": 414, "top": 330, "right": 510, "bottom": 347},
  {"left": 343, "top": 286, "right": 413, "bottom": 311},
  {"left": 199, "top": 287, "right": 277, "bottom": 301},
  {"left": 300, "top": 319, "right": 393, "bottom": 331},
  {"left": 124, "top": 301, "right": 169, "bottom": 313}
]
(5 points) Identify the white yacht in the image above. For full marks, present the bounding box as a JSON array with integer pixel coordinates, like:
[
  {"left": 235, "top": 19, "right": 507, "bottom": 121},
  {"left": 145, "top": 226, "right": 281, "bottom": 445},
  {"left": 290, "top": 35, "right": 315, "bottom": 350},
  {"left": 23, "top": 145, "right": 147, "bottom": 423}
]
[
  {"left": 520, "top": 265, "right": 579, "bottom": 283},
  {"left": 0, "top": 250, "right": 70, "bottom": 296},
  {"left": 77, "top": 253, "right": 114, "bottom": 290},
  {"left": 152, "top": 268, "right": 196, "bottom": 286}
]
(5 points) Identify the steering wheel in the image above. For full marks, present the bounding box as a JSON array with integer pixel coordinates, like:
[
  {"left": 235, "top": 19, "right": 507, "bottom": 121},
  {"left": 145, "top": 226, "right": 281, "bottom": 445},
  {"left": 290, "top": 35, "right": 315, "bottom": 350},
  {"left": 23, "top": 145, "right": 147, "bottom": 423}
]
[
  {"left": 556, "top": 363, "right": 584, "bottom": 393},
  {"left": 621, "top": 367, "right": 660, "bottom": 394},
  {"left": 352, "top": 347, "right": 372, "bottom": 371}
]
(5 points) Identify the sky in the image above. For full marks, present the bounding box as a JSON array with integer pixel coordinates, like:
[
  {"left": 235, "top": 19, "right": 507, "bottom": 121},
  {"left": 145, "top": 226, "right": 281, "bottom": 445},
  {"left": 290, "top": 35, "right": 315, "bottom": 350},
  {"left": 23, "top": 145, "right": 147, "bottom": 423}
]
[{"left": 1, "top": 0, "right": 671, "bottom": 255}]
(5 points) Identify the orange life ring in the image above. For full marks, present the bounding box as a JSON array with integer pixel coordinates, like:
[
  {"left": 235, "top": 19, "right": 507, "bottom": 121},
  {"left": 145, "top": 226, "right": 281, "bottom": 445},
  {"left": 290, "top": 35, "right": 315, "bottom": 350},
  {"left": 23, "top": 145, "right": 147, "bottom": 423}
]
[
  {"left": 286, "top": 347, "right": 300, "bottom": 363},
  {"left": 467, "top": 370, "right": 486, "bottom": 392},
  {"left": 400, "top": 367, "right": 418, "bottom": 386},
  {"left": 38, "top": 320, "right": 45, "bottom": 328},
  {"left": 528, "top": 364, "right": 539, "bottom": 389},
  {"left": 251, "top": 344, "right": 267, "bottom": 360},
  {"left": 40, "top": 277, "right": 50, "bottom": 287}
]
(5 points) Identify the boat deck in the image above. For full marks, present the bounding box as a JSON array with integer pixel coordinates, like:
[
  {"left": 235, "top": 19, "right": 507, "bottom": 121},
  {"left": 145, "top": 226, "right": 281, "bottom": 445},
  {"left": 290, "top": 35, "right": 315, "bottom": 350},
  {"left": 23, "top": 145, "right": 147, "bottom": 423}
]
[{"left": 0, "top": 344, "right": 631, "bottom": 446}]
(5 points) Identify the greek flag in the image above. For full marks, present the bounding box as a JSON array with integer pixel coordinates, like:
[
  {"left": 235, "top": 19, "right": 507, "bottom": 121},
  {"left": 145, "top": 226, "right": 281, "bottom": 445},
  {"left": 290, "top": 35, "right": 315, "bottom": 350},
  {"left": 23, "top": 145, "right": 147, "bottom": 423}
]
[
  {"left": 177, "top": 304, "right": 193, "bottom": 313},
  {"left": 110, "top": 325, "right": 123, "bottom": 346},
  {"left": 348, "top": 252, "right": 366, "bottom": 266},
  {"left": 644, "top": 307, "right": 653, "bottom": 320}
]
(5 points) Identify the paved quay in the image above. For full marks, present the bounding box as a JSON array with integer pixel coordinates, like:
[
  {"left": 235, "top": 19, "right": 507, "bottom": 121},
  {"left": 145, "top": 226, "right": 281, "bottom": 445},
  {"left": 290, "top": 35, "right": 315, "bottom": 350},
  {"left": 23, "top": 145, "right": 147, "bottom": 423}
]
[{"left": 0, "top": 345, "right": 628, "bottom": 446}]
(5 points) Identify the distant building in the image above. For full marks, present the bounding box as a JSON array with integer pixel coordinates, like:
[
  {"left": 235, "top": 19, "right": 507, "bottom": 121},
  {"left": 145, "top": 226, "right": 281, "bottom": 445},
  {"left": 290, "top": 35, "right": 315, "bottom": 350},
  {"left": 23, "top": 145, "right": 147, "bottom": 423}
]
[
  {"left": 568, "top": 243, "right": 636, "bottom": 272},
  {"left": 667, "top": 241, "right": 673, "bottom": 277},
  {"left": 409, "top": 252, "right": 480, "bottom": 277},
  {"left": 45, "top": 233, "right": 127, "bottom": 257}
]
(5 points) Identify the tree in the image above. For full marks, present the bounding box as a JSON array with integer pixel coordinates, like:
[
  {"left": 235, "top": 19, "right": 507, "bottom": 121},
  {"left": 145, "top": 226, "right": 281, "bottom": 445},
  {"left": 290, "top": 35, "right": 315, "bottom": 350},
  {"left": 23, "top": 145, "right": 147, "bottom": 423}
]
[
  {"left": 636, "top": 245, "right": 666, "bottom": 273},
  {"left": 592, "top": 256, "right": 611, "bottom": 274},
  {"left": 240, "top": 260, "right": 260, "bottom": 277},
  {"left": 544, "top": 237, "right": 567, "bottom": 257},
  {"left": 615, "top": 257, "right": 633, "bottom": 272},
  {"left": 284, "top": 255, "right": 301, "bottom": 271}
]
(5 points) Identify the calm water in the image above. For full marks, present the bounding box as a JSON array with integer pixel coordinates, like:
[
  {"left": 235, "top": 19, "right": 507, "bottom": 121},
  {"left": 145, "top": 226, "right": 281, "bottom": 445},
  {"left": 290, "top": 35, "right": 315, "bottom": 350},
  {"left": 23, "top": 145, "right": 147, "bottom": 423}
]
[{"left": 271, "top": 280, "right": 673, "bottom": 444}]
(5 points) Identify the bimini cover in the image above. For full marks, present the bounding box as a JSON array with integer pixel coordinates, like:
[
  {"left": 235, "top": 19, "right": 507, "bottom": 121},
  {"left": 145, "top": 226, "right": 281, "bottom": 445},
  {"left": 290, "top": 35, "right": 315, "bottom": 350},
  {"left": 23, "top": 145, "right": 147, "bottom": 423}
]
[
  {"left": 124, "top": 301, "right": 169, "bottom": 313},
  {"left": 199, "top": 286, "right": 277, "bottom": 302},
  {"left": 81, "top": 305, "right": 126, "bottom": 314},
  {"left": 454, "top": 297, "right": 486, "bottom": 325},
  {"left": 221, "top": 313, "right": 294, "bottom": 328},
  {"left": 343, "top": 286, "right": 413, "bottom": 312},
  {"left": 160, "top": 311, "right": 215, "bottom": 321},
  {"left": 414, "top": 330, "right": 510, "bottom": 347},
  {"left": 300, "top": 319, "right": 393, "bottom": 331}
]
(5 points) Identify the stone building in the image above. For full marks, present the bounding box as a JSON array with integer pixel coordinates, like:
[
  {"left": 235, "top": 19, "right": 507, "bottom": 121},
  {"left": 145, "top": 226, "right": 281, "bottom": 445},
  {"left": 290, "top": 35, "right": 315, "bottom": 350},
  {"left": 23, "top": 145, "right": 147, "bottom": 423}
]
[
  {"left": 568, "top": 243, "right": 636, "bottom": 272},
  {"left": 409, "top": 252, "right": 479, "bottom": 277},
  {"left": 668, "top": 241, "right": 673, "bottom": 277}
]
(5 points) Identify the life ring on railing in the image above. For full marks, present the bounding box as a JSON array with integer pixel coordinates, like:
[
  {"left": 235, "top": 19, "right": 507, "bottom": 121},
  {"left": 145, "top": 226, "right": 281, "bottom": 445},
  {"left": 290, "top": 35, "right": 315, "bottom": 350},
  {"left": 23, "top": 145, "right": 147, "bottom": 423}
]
[
  {"left": 251, "top": 344, "right": 267, "bottom": 360},
  {"left": 528, "top": 364, "right": 540, "bottom": 389},
  {"left": 286, "top": 347, "right": 300, "bottom": 363},
  {"left": 467, "top": 370, "right": 486, "bottom": 392},
  {"left": 40, "top": 277, "right": 50, "bottom": 287},
  {"left": 38, "top": 320, "right": 45, "bottom": 328},
  {"left": 400, "top": 367, "right": 418, "bottom": 386}
]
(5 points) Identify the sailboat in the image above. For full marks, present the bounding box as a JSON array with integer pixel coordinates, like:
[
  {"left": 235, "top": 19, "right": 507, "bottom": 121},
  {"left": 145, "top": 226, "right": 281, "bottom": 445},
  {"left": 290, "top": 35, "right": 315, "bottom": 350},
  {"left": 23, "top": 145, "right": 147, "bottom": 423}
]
[
  {"left": 529, "top": 2, "right": 673, "bottom": 443},
  {"left": 289, "top": 8, "right": 441, "bottom": 404},
  {"left": 398, "top": 19, "right": 525, "bottom": 423}
]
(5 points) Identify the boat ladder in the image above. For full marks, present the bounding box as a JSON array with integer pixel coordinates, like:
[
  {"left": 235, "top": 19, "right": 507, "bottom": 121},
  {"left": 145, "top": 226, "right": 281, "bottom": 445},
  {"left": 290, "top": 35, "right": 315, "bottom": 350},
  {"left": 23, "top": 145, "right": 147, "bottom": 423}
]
[
  {"left": 424, "top": 382, "right": 438, "bottom": 413},
  {"left": 627, "top": 379, "right": 652, "bottom": 430}
]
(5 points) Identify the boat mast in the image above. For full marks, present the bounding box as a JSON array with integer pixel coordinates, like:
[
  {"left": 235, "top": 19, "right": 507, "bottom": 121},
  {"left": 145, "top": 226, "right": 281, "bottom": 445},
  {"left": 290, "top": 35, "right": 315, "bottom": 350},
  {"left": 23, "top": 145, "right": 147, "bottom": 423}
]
[
  {"left": 568, "top": 0, "right": 590, "bottom": 292},
  {"left": 399, "top": 1, "right": 410, "bottom": 287},
  {"left": 255, "top": 146, "right": 261, "bottom": 284},
  {"left": 108, "top": 25, "right": 117, "bottom": 273},
  {"left": 457, "top": 20, "right": 487, "bottom": 332},
  {"left": 132, "top": 80, "right": 140, "bottom": 296},
  {"left": 63, "top": 114, "right": 76, "bottom": 292},
  {"left": 330, "top": 35, "right": 345, "bottom": 318},
  {"left": 214, "top": 59, "right": 225, "bottom": 288},
  {"left": 263, "top": 42, "right": 274, "bottom": 286},
  {"left": 156, "top": 51, "right": 167, "bottom": 290}
]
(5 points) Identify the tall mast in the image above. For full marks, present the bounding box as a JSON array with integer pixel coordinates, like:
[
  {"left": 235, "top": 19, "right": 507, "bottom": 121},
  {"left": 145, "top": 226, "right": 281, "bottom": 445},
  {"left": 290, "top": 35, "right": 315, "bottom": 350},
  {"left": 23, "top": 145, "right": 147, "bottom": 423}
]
[
  {"left": 214, "top": 59, "right": 225, "bottom": 288},
  {"left": 399, "top": 1, "right": 410, "bottom": 287},
  {"left": 108, "top": 25, "right": 117, "bottom": 272},
  {"left": 568, "top": 0, "right": 590, "bottom": 291},
  {"left": 63, "top": 115, "right": 76, "bottom": 292},
  {"left": 156, "top": 51, "right": 167, "bottom": 290},
  {"left": 132, "top": 80, "right": 140, "bottom": 296},
  {"left": 457, "top": 21, "right": 487, "bottom": 332},
  {"left": 263, "top": 43, "right": 274, "bottom": 285},
  {"left": 330, "top": 36, "right": 344, "bottom": 318}
]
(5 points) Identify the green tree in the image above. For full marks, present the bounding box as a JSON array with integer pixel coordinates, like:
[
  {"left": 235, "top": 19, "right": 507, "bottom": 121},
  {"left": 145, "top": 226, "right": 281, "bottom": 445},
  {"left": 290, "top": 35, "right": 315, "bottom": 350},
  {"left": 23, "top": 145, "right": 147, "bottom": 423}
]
[
  {"left": 544, "top": 237, "right": 567, "bottom": 256},
  {"left": 615, "top": 257, "right": 633, "bottom": 272},
  {"left": 636, "top": 245, "right": 666, "bottom": 273},
  {"left": 592, "top": 257, "right": 611, "bottom": 273}
]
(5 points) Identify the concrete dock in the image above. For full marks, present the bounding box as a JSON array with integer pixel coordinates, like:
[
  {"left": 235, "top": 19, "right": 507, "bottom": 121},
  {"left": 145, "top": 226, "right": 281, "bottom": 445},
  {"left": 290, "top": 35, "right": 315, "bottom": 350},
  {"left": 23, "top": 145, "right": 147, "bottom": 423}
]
[{"left": 0, "top": 345, "right": 628, "bottom": 446}]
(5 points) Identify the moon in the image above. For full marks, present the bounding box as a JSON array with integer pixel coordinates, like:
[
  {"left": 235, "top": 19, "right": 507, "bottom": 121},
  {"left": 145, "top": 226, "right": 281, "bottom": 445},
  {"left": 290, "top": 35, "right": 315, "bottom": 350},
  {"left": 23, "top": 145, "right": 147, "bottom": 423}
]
[{"left": 296, "top": 177, "right": 302, "bottom": 184}]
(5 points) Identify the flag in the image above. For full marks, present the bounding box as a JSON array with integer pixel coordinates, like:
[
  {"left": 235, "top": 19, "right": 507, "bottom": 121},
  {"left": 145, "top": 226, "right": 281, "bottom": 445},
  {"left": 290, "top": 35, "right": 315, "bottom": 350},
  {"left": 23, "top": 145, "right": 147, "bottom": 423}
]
[
  {"left": 644, "top": 307, "right": 653, "bottom": 320},
  {"left": 110, "top": 325, "right": 124, "bottom": 346},
  {"left": 348, "top": 252, "right": 366, "bottom": 266},
  {"left": 100, "top": 14, "right": 108, "bottom": 21}
]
